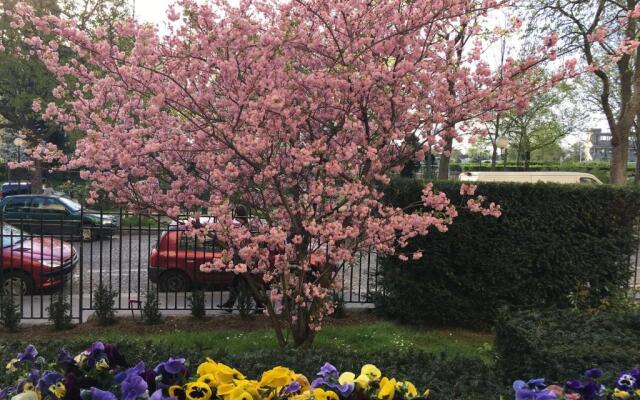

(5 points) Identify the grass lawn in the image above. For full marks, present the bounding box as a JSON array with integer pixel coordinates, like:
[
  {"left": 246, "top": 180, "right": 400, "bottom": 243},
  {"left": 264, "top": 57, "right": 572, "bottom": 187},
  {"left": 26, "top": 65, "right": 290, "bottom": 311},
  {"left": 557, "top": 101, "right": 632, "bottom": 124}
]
[{"left": 63, "top": 319, "right": 493, "bottom": 361}]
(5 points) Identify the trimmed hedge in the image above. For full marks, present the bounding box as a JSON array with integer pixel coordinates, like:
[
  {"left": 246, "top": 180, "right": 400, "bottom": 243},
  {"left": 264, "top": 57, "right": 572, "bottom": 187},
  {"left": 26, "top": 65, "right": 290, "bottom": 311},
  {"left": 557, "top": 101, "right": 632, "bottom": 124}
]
[
  {"left": 375, "top": 178, "right": 640, "bottom": 327},
  {"left": 0, "top": 340, "right": 505, "bottom": 400},
  {"left": 495, "top": 308, "right": 640, "bottom": 383}
]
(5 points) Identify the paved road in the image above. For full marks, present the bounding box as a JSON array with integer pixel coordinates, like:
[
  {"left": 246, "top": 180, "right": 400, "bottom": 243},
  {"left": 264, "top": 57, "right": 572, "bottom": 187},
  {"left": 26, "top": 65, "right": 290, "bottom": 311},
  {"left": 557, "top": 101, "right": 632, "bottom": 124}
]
[{"left": 14, "top": 233, "right": 380, "bottom": 319}]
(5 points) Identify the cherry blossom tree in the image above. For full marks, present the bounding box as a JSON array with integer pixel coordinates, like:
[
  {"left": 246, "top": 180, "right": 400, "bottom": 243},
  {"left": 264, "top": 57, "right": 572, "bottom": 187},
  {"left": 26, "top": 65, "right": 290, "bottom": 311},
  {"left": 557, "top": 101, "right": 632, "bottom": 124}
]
[{"left": 14, "top": 0, "right": 567, "bottom": 347}]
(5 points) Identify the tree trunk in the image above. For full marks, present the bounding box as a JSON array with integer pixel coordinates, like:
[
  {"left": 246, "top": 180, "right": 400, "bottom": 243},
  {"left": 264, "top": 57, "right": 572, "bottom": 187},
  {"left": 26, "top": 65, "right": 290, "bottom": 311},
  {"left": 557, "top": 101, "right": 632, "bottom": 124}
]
[
  {"left": 437, "top": 137, "right": 453, "bottom": 180},
  {"left": 610, "top": 127, "right": 630, "bottom": 185},
  {"left": 31, "top": 159, "right": 43, "bottom": 194},
  {"left": 491, "top": 143, "right": 498, "bottom": 169}
]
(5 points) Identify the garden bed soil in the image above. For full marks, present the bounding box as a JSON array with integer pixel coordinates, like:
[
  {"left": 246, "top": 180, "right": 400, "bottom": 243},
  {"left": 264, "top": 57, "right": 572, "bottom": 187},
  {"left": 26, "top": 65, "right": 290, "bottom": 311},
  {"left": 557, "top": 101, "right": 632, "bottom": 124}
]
[{"left": 0, "top": 310, "right": 378, "bottom": 341}]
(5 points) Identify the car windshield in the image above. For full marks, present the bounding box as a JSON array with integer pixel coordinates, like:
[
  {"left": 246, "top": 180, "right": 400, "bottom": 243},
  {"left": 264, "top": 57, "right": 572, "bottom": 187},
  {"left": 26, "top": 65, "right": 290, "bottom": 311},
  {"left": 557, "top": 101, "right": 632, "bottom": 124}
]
[
  {"left": 2, "top": 224, "right": 25, "bottom": 248},
  {"left": 59, "top": 197, "right": 82, "bottom": 212}
]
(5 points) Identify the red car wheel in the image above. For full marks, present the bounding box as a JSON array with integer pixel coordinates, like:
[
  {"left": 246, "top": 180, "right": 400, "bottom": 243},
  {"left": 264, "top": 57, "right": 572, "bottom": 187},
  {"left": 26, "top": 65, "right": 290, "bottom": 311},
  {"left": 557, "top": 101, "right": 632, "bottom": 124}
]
[{"left": 1, "top": 271, "right": 35, "bottom": 296}]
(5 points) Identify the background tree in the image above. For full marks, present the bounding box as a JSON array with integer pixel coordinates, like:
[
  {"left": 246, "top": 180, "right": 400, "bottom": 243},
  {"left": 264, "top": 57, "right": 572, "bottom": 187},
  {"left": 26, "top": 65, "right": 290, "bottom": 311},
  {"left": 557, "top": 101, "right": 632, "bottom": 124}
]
[
  {"left": 18, "top": 0, "right": 563, "bottom": 347},
  {"left": 504, "top": 82, "right": 578, "bottom": 169},
  {"left": 527, "top": 0, "right": 640, "bottom": 184}
]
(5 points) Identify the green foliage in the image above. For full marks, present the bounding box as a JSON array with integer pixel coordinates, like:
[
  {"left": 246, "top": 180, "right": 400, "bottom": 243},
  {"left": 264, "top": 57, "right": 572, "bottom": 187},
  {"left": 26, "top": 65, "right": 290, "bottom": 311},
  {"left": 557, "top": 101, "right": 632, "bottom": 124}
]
[
  {"left": 376, "top": 178, "right": 640, "bottom": 327},
  {"left": 0, "top": 296, "right": 21, "bottom": 332},
  {"left": 142, "top": 288, "right": 162, "bottom": 325},
  {"left": 47, "top": 292, "right": 72, "bottom": 331},
  {"left": 495, "top": 308, "right": 640, "bottom": 384},
  {"left": 0, "top": 340, "right": 504, "bottom": 400},
  {"left": 93, "top": 283, "right": 117, "bottom": 326},
  {"left": 188, "top": 289, "right": 206, "bottom": 320}
]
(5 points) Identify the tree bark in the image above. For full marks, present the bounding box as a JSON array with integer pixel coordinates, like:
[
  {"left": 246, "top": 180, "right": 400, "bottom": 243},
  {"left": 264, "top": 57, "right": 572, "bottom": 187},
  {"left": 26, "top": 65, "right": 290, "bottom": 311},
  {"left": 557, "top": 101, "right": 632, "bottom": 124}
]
[
  {"left": 31, "top": 159, "right": 43, "bottom": 193},
  {"left": 610, "top": 127, "right": 630, "bottom": 184},
  {"left": 437, "top": 137, "right": 453, "bottom": 180}
]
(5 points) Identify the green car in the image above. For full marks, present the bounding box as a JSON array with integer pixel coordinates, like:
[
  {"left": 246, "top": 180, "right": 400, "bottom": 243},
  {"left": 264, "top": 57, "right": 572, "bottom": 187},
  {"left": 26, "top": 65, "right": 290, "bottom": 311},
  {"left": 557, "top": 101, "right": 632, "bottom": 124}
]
[{"left": 0, "top": 195, "right": 118, "bottom": 240}]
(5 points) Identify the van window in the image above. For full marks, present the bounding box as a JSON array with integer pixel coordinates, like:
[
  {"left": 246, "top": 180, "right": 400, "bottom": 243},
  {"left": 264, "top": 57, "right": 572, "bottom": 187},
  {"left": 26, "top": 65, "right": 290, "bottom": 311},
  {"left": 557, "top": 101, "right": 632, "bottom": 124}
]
[
  {"left": 5, "top": 197, "right": 31, "bottom": 211},
  {"left": 580, "top": 177, "right": 598, "bottom": 184},
  {"left": 179, "top": 235, "right": 224, "bottom": 252}
]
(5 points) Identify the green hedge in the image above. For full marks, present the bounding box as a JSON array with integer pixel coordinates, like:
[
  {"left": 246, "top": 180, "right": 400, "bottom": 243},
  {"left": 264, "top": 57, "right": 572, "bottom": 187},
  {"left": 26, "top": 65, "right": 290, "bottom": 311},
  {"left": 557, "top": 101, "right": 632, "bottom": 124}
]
[
  {"left": 495, "top": 308, "right": 640, "bottom": 383},
  {"left": 0, "top": 340, "right": 505, "bottom": 400},
  {"left": 375, "top": 178, "right": 640, "bottom": 327}
]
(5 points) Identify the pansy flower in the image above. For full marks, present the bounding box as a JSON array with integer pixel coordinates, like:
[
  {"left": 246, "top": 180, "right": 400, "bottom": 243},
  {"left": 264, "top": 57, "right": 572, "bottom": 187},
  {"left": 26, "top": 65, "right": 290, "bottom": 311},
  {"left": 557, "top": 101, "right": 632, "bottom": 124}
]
[
  {"left": 37, "top": 371, "right": 65, "bottom": 400},
  {"left": 155, "top": 358, "right": 187, "bottom": 387},
  {"left": 513, "top": 379, "right": 557, "bottom": 400},
  {"left": 616, "top": 370, "right": 640, "bottom": 392},
  {"left": 169, "top": 382, "right": 212, "bottom": 400},
  {"left": 120, "top": 373, "right": 148, "bottom": 400},
  {"left": 310, "top": 363, "right": 354, "bottom": 397},
  {"left": 85, "top": 387, "right": 118, "bottom": 400}
]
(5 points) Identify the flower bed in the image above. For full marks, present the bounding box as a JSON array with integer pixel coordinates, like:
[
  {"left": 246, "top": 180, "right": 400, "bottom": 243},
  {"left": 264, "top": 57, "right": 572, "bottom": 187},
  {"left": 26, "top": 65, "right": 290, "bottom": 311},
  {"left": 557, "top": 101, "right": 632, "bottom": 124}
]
[{"left": 0, "top": 343, "right": 430, "bottom": 400}]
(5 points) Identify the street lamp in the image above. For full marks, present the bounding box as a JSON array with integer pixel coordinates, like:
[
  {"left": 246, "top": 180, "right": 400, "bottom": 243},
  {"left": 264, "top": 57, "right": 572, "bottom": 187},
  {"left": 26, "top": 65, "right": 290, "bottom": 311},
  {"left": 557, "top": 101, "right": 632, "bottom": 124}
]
[
  {"left": 12, "top": 137, "right": 25, "bottom": 183},
  {"left": 496, "top": 136, "right": 509, "bottom": 169}
]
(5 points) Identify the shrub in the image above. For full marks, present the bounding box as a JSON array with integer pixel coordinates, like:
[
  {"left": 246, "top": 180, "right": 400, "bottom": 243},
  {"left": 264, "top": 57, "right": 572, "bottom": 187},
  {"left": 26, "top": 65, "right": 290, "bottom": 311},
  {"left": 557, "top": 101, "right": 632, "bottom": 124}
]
[
  {"left": 93, "top": 282, "right": 118, "bottom": 326},
  {"left": 142, "top": 288, "right": 162, "bottom": 325},
  {"left": 495, "top": 308, "right": 640, "bottom": 384},
  {"left": 376, "top": 178, "right": 640, "bottom": 327},
  {"left": 188, "top": 289, "right": 206, "bottom": 319},
  {"left": 0, "top": 296, "right": 21, "bottom": 332},
  {"left": 47, "top": 292, "right": 72, "bottom": 331}
]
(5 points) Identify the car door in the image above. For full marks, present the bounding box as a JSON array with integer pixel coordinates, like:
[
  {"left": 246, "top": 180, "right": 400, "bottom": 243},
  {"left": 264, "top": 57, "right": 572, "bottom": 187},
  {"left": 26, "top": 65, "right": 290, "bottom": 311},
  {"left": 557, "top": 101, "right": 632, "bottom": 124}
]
[
  {"left": 179, "top": 233, "right": 232, "bottom": 286},
  {"left": 29, "top": 197, "right": 76, "bottom": 237},
  {"left": 1, "top": 197, "right": 33, "bottom": 233}
]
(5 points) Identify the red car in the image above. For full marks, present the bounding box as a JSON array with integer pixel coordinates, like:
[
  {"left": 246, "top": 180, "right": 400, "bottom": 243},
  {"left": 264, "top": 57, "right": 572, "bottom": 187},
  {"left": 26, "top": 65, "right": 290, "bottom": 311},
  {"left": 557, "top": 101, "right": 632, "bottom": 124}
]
[
  {"left": 149, "top": 220, "right": 326, "bottom": 292},
  {"left": 149, "top": 223, "right": 235, "bottom": 292},
  {"left": 1, "top": 224, "right": 78, "bottom": 296}
]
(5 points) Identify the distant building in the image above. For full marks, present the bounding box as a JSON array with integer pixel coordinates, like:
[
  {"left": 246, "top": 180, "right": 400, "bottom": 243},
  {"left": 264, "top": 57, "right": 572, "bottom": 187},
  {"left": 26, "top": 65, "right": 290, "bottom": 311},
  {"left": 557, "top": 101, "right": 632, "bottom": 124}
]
[{"left": 589, "top": 128, "right": 637, "bottom": 162}]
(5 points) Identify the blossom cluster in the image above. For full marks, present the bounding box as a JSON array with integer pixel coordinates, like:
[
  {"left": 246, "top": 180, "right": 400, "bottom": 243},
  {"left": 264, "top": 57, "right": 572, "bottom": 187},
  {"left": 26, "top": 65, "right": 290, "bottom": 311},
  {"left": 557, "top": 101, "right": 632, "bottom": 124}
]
[
  {"left": 1, "top": 343, "right": 429, "bottom": 400},
  {"left": 514, "top": 368, "right": 640, "bottom": 400}
]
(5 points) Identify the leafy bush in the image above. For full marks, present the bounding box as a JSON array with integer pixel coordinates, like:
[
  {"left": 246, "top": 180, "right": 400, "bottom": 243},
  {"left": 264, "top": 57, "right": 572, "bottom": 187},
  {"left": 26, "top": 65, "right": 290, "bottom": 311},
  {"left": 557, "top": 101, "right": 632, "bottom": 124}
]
[
  {"left": 0, "top": 341, "right": 503, "bottom": 400},
  {"left": 495, "top": 308, "right": 640, "bottom": 384},
  {"left": 376, "top": 178, "right": 640, "bottom": 327},
  {"left": 142, "top": 288, "right": 162, "bottom": 325},
  {"left": 188, "top": 289, "right": 206, "bottom": 319},
  {"left": 0, "top": 296, "right": 21, "bottom": 332},
  {"left": 93, "top": 283, "right": 117, "bottom": 326},
  {"left": 47, "top": 292, "right": 72, "bottom": 331}
]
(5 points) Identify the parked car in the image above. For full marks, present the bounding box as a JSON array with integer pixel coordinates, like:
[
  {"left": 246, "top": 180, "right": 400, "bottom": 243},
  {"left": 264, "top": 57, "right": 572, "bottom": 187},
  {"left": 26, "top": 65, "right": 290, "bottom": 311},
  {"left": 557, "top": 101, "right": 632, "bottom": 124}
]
[
  {"left": 458, "top": 171, "right": 603, "bottom": 184},
  {"left": 0, "top": 182, "right": 31, "bottom": 199},
  {"left": 0, "top": 195, "right": 118, "bottom": 240},
  {"left": 149, "top": 219, "right": 325, "bottom": 292},
  {"left": 0, "top": 223, "right": 78, "bottom": 296}
]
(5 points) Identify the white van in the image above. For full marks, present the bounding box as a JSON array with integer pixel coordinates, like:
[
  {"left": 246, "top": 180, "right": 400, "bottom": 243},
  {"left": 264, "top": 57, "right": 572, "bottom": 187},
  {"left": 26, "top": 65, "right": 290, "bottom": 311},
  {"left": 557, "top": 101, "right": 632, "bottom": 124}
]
[{"left": 458, "top": 171, "right": 603, "bottom": 185}]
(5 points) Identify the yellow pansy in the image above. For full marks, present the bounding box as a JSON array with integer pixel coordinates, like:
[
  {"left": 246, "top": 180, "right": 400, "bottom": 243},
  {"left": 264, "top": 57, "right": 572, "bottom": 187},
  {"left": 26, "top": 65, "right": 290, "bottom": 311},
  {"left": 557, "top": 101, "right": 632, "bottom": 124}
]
[
  {"left": 185, "top": 382, "right": 213, "bottom": 400},
  {"left": 614, "top": 388, "right": 630, "bottom": 399},
  {"left": 74, "top": 353, "right": 88, "bottom": 368},
  {"left": 6, "top": 358, "right": 18, "bottom": 373},
  {"left": 11, "top": 391, "right": 40, "bottom": 400},
  {"left": 22, "top": 383, "right": 35, "bottom": 392},
  {"left": 215, "top": 363, "right": 246, "bottom": 385},
  {"left": 396, "top": 381, "right": 418, "bottom": 398},
  {"left": 423, "top": 389, "right": 430, "bottom": 398},
  {"left": 378, "top": 378, "right": 397, "bottom": 400},
  {"left": 169, "top": 385, "right": 185, "bottom": 399},
  {"left": 636, "top": 389, "right": 640, "bottom": 397},
  {"left": 338, "top": 372, "right": 369, "bottom": 390},
  {"left": 198, "top": 358, "right": 218, "bottom": 377},
  {"left": 361, "top": 365, "right": 382, "bottom": 382},
  {"left": 295, "top": 374, "right": 311, "bottom": 392},
  {"left": 313, "top": 388, "right": 339, "bottom": 400},
  {"left": 49, "top": 382, "right": 66, "bottom": 399},
  {"left": 260, "top": 366, "right": 297, "bottom": 389},
  {"left": 198, "top": 374, "right": 216, "bottom": 388},
  {"left": 95, "top": 358, "right": 110, "bottom": 371},
  {"left": 217, "top": 379, "right": 261, "bottom": 400}
]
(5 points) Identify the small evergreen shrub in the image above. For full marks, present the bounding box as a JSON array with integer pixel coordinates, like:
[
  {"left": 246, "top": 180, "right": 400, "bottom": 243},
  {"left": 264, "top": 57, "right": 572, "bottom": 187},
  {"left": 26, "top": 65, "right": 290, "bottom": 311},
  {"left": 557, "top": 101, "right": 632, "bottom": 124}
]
[
  {"left": 188, "top": 289, "right": 206, "bottom": 319},
  {"left": 0, "top": 296, "right": 21, "bottom": 332},
  {"left": 47, "top": 292, "right": 72, "bottom": 331},
  {"left": 93, "top": 282, "right": 118, "bottom": 326},
  {"left": 142, "top": 287, "right": 162, "bottom": 325}
]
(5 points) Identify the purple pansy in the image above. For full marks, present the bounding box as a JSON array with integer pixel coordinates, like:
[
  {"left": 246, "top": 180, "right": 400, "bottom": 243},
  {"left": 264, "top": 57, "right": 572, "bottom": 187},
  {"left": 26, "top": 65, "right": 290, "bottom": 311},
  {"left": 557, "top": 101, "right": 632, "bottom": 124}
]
[
  {"left": 0, "top": 387, "right": 12, "bottom": 400},
  {"left": 282, "top": 381, "right": 302, "bottom": 395},
  {"left": 154, "top": 358, "right": 186, "bottom": 375},
  {"left": 18, "top": 345, "right": 38, "bottom": 363},
  {"left": 121, "top": 373, "right": 148, "bottom": 400},
  {"left": 584, "top": 369, "right": 603, "bottom": 379},
  {"left": 114, "top": 362, "right": 146, "bottom": 385},
  {"left": 513, "top": 379, "right": 557, "bottom": 400},
  {"left": 310, "top": 362, "right": 354, "bottom": 397},
  {"left": 89, "top": 388, "right": 117, "bottom": 400},
  {"left": 57, "top": 349, "right": 75, "bottom": 370},
  {"left": 37, "top": 371, "right": 64, "bottom": 397},
  {"left": 616, "top": 369, "right": 640, "bottom": 391}
]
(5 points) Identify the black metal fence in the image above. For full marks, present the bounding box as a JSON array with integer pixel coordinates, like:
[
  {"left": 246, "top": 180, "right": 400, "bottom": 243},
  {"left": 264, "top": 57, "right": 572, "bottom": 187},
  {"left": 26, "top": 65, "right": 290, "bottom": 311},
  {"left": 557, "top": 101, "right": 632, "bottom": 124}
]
[{"left": 0, "top": 205, "right": 379, "bottom": 322}]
